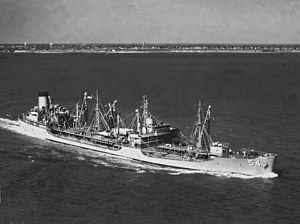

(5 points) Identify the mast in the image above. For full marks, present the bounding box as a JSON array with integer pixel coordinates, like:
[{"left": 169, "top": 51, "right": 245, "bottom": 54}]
[
  {"left": 95, "top": 89, "right": 100, "bottom": 130},
  {"left": 207, "top": 109, "right": 211, "bottom": 135},
  {"left": 199, "top": 105, "right": 211, "bottom": 151},
  {"left": 136, "top": 109, "right": 140, "bottom": 133},
  {"left": 197, "top": 100, "right": 203, "bottom": 148},
  {"left": 75, "top": 102, "right": 79, "bottom": 127},
  {"left": 142, "top": 95, "right": 148, "bottom": 125},
  {"left": 79, "top": 92, "right": 89, "bottom": 125},
  {"left": 117, "top": 114, "right": 120, "bottom": 136}
]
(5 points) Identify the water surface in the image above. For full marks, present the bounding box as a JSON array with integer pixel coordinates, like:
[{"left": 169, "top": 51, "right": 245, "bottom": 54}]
[{"left": 0, "top": 53, "right": 299, "bottom": 223}]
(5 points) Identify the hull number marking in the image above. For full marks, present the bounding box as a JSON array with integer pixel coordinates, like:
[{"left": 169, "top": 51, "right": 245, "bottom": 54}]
[{"left": 248, "top": 160, "right": 268, "bottom": 168}]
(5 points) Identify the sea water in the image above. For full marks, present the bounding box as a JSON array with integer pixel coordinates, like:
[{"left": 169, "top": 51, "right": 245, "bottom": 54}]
[{"left": 0, "top": 53, "right": 299, "bottom": 223}]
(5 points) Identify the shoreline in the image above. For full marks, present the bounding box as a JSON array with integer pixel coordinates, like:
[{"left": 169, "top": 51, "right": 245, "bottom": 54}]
[
  {"left": 5, "top": 49, "right": 300, "bottom": 54},
  {"left": 2, "top": 43, "right": 300, "bottom": 54}
]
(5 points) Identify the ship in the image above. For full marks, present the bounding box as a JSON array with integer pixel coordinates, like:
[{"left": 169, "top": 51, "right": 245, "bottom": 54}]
[{"left": 18, "top": 91, "right": 278, "bottom": 176}]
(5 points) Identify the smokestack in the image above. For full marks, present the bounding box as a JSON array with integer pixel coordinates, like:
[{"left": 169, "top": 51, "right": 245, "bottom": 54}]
[{"left": 38, "top": 92, "right": 49, "bottom": 111}]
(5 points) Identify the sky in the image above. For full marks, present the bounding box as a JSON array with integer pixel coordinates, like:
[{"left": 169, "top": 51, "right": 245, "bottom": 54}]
[{"left": 0, "top": 0, "right": 300, "bottom": 44}]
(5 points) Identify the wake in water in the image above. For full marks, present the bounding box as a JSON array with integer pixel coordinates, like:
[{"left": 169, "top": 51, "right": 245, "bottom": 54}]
[
  {"left": 0, "top": 117, "right": 278, "bottom": 179},
  {"left": 0, "top": 117, "right": 32, "bottom": 136}
]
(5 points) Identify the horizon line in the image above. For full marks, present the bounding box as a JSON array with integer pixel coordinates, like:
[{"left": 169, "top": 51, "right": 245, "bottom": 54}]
[{"left": 1, "top": 42, "right": 300, "bottom": 46}]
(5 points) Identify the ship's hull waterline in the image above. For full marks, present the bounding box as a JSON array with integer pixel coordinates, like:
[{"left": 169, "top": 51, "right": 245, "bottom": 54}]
[
  {"left": 18, "top": 117, "right": 276, "bottom": 176},
  {"left": 46, "top": 132, "right": 277, "bottom": 176}
]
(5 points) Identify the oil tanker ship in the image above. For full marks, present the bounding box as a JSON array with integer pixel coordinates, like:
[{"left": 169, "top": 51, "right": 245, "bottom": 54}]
[{"left": 18, "top": 91, "right": 278, "bottom": 176}]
